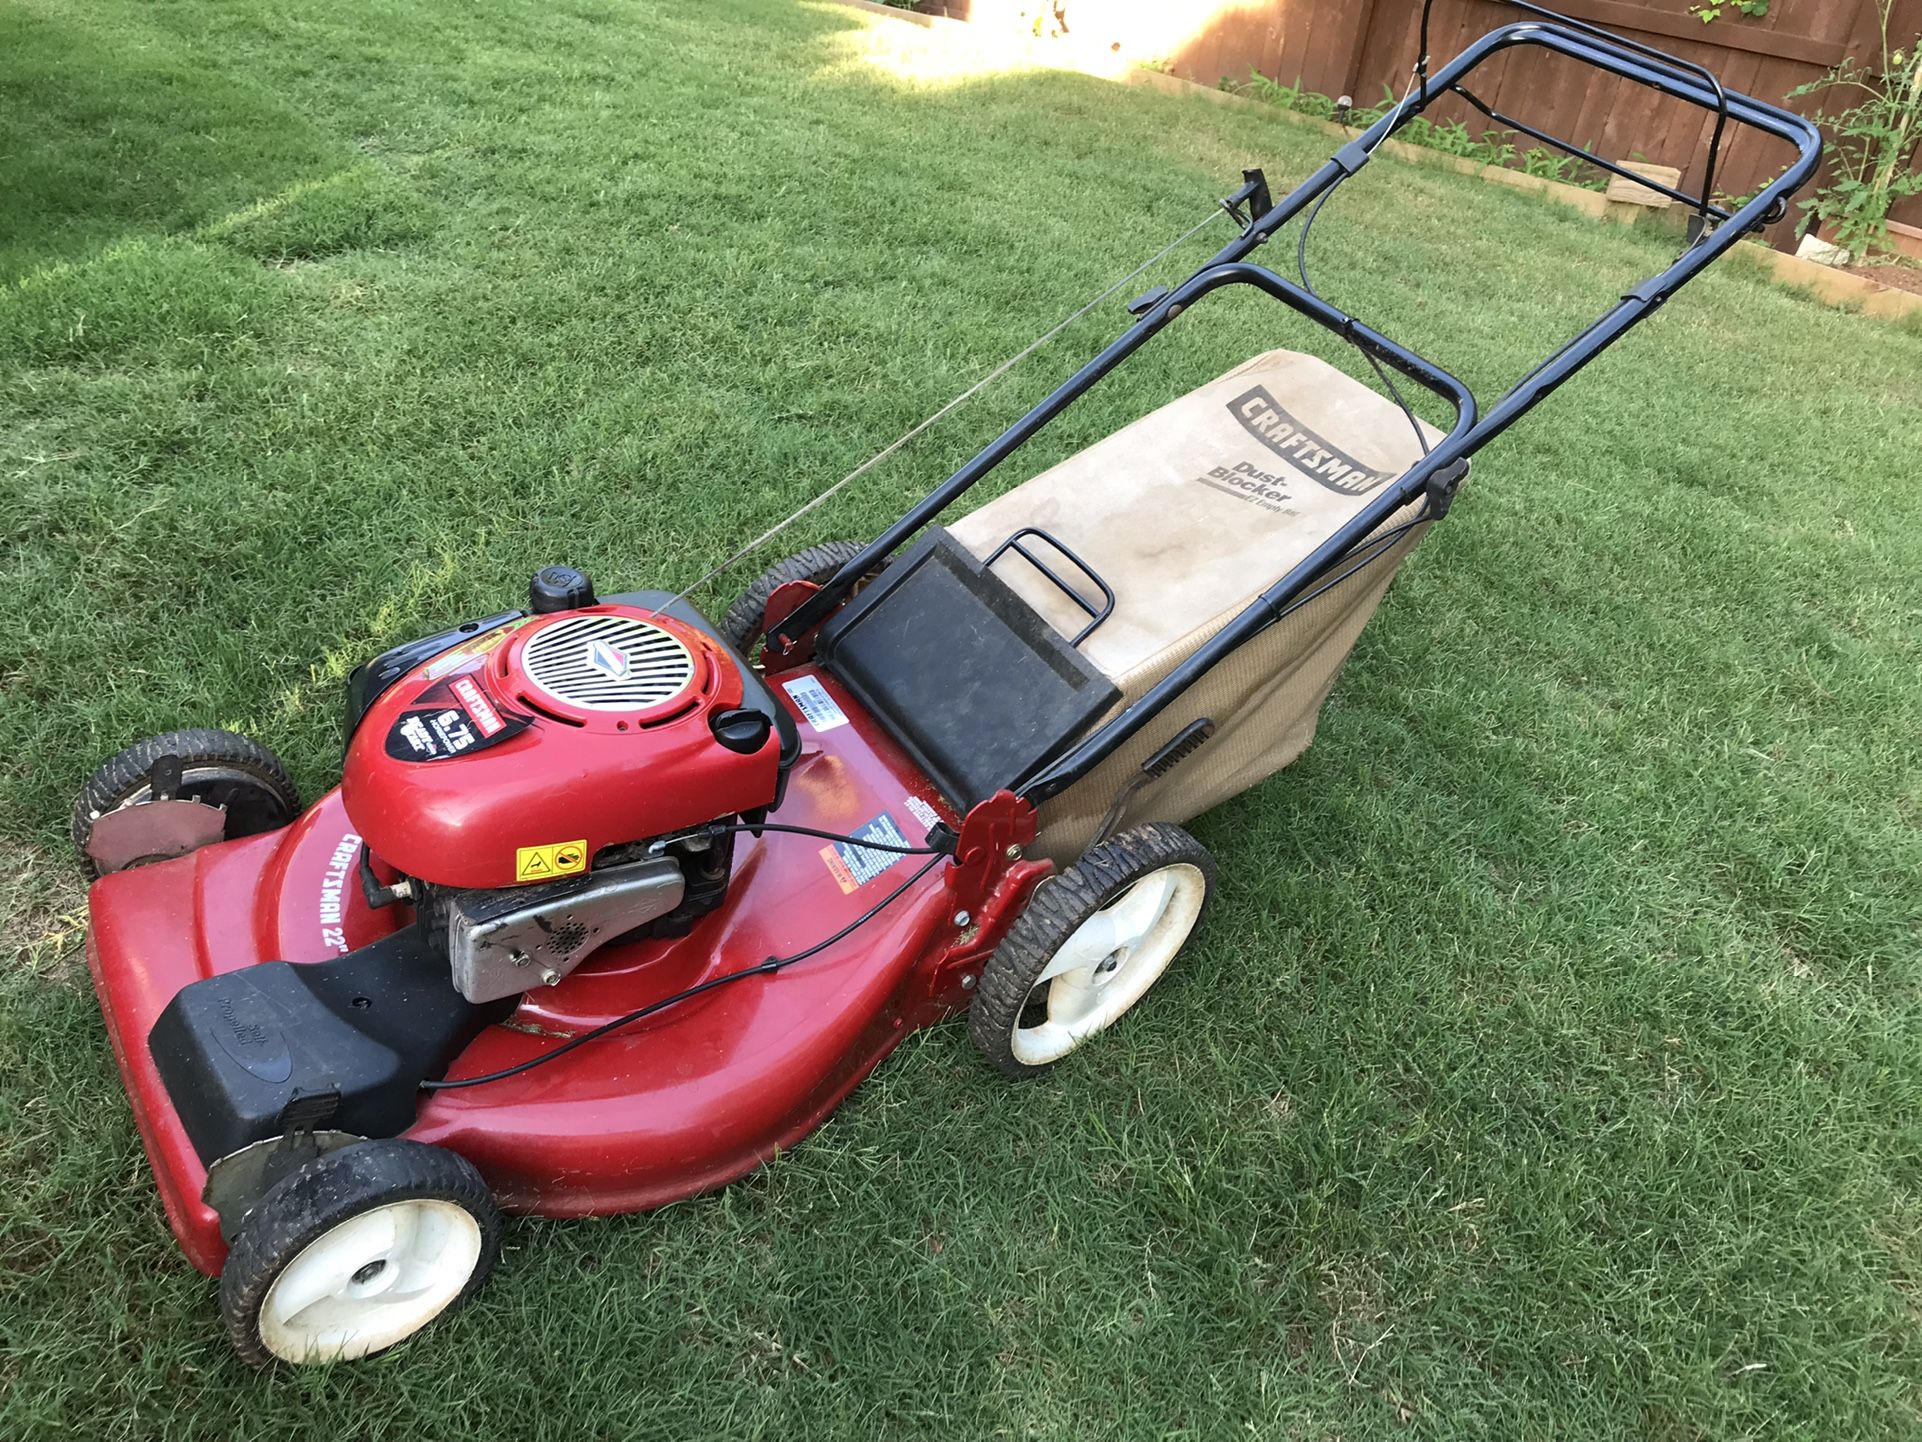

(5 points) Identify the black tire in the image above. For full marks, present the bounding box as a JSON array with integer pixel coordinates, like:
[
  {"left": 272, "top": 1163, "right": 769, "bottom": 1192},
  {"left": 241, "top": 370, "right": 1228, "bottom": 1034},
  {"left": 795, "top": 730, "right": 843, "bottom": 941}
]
[
  {"left": 717, "top": 539, "right": 871, "bottom": 654},
  {"left": 71, "top": 727, "right": 300, "bottom": 877},
  {"left": 219, "top": 1139, "right": 501, "bottom": 1367},
  {"left": 969, "top": 822, "right": 1217, "bottom": 1080}
]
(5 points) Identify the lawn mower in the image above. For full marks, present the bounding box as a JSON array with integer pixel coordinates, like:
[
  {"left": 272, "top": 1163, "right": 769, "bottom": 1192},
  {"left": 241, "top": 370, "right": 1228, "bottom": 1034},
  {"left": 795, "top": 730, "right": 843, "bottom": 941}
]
[{"left": 73, "top": 3, "right": 1818, "bottom": 1365}]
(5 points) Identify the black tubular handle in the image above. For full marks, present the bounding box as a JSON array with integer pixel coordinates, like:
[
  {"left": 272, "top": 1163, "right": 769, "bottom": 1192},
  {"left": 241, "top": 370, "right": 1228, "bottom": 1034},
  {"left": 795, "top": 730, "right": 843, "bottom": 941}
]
[
  {"left": 1419, "top": 0, "right": 1728, "bottom": 218},
  {"left": 1517, "top": 3, "right": 1726, "bottom": 219},
  {"left": 774, "top": 15, "right": 1820, "bottom": 711},
  {"left": 1012, "top": 23, "right": 1819, "bottom": 805},
  {"left": 1494, "top": 1, "right": 1729, "bottom": 124}
]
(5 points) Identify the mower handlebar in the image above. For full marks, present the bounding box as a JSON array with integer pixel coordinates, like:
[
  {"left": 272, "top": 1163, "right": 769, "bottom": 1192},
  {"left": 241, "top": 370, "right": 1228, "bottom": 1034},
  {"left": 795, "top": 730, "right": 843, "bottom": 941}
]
[
  {"left": 775, "top": 14, "right": 1823, "bottom": 765},
  {"left": 1011, "top": 22, "right": 1822, "bottom": 805}
]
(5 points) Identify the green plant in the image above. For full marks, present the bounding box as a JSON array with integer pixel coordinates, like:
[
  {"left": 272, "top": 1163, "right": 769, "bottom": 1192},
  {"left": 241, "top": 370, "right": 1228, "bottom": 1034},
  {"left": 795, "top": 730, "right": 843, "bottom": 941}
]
[
  {"left": 1399, "top": 114, "right": 1512, "bottom": 166},
  {"left": 1520, "top": 144, "right": 1584, "bottom": 183},
  {"left": 1790, "top": 0, "right": 1922, "bottom": 255},
  {"left": 1238, "top": 72, "right": 1336, "bottom": 120},
  {"left": 1690, "top": 1, "right": 1769, "bottom": 23}
]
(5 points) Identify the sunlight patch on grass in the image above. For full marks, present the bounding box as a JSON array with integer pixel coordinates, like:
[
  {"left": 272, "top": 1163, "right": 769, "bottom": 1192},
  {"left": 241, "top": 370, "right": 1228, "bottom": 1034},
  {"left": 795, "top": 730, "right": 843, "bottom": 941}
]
[
  {"left": 199, "top": 164, "right": 435, "bottom": 265},
  {"left": 0, "top": 234, "right": 286, "bottom": 366},
  {"left": 271, "top": 542, "right": 489, "bottom": 727},
  {"left": 811, "top": 2, "right": 1089, "bottom": 89}
]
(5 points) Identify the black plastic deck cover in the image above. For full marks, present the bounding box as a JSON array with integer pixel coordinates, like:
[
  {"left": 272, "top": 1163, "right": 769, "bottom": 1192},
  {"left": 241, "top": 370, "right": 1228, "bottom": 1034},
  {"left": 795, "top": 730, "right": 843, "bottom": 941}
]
[
  {"left": 344, "top": 610, "right": 524, "bottom": 744},
  {"left": 815, "top": 528, "right": 1120, "bottom": 809},
  {"left": 149, "top": 927, "right": 512, "bottom": 1166}
]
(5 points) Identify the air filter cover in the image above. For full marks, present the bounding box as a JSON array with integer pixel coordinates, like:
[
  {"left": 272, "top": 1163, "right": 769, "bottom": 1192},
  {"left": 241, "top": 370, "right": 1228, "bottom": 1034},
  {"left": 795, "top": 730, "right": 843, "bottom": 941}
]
[{"left": 518, "top": 613, "right": 696, "bottom": 713}]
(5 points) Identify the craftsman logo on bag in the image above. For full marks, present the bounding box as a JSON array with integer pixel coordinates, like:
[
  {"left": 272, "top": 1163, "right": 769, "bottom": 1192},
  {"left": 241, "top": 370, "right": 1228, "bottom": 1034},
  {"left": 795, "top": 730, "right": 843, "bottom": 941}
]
[{"left": 1227, "top": 386, "right": 1395, "bottom": 495}]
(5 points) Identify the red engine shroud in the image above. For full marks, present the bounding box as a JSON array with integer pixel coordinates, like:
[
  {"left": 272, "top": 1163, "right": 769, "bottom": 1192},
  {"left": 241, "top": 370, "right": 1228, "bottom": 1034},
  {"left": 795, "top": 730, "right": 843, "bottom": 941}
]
[
  {"left": 341, "top": 605, "right": 782, "bottom": 890},
  {"left": 86, "top": 664, "right": 1047, "bottom": 1274}
]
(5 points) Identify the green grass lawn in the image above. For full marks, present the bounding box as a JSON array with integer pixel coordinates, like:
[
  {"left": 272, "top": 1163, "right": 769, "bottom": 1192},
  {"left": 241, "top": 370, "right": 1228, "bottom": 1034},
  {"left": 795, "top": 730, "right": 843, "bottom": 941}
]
[{"left": 4, "top": 0, "right": 1921, "bottom": 1435}]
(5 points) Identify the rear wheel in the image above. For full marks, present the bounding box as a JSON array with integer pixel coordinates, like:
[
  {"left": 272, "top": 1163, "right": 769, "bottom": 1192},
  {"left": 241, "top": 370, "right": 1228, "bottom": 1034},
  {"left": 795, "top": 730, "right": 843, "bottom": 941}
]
[
  {"left": 969, "top": 822, "right": 1215, "bottom": 1079},
  {"left": 71, "top": 728, "right": 300, "bottom": 877},
  {"left": 219, "top": 1139, "right": 500, "bottom": 1366},
  {"left": 717, "top": 539, "right": 871, "bottom": 655}
]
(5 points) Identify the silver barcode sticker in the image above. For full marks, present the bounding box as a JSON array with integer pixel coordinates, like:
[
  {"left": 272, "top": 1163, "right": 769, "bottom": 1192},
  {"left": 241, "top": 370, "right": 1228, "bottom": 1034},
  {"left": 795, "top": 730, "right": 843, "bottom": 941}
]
[{"left": 781, "top": 674, "right": 849, "bottom": 732}]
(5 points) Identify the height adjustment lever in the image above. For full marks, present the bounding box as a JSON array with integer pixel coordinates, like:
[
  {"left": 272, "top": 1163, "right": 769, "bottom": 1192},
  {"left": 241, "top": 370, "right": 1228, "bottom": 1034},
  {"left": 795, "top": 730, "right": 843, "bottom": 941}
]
[
  {"left": 1126, "top": 286, "right": 1171, "bottom": 318},
  {"left": 1091, "top": 718, "right": 1216, "bottom": 847}
]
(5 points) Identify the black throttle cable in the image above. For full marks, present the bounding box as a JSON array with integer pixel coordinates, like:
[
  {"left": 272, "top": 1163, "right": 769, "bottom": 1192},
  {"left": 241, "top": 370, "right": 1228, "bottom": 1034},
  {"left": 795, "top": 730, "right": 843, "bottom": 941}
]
[
  {"left": 703, "top": 820, "right": 949, "bottom": 855},
  {"left": 1292, "top": 78, "right": 1434, "bottom": 460},
  {"left": 420, "top": 853, "right": 947, "bottom": 1091}
]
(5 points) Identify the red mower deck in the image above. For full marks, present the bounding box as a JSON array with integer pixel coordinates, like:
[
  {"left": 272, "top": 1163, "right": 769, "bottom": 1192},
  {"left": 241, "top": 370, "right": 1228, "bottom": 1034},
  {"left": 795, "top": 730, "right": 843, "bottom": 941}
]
[{"left": 88, "top": 664, "right": 1045, "bottom": 1274}]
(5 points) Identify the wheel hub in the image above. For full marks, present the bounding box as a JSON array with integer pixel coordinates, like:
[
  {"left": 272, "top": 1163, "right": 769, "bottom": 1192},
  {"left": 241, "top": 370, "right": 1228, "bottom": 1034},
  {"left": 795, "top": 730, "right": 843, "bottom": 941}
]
[
  {"left": 1007, "top": 861, "right": 1209, "bottom": 1067},
  {"left": 257, "top": 1198, "right": 484, "bottom": 1363}
]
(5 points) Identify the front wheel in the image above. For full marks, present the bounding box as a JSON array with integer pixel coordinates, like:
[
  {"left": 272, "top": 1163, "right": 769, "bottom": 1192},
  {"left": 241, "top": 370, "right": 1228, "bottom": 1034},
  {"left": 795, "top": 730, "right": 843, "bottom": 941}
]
[
  {"left": 219, "top": 1140, "right": 501, "bottom": 1366},
  {"left": 968, "top": 822, "right": 1216, "bottom": 1079},
  {"left": 71, "top": 727, "right": 300, "bottom": 877}
]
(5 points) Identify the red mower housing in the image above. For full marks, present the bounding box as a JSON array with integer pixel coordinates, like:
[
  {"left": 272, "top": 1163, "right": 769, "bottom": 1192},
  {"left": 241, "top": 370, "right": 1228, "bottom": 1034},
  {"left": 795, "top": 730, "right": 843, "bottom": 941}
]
[
  {"left": 67, "top": 19, "right": 1826, "bottom": 1362},
  {"left": 88, "top": 653, "right": 1045, "bottom": 1276}
]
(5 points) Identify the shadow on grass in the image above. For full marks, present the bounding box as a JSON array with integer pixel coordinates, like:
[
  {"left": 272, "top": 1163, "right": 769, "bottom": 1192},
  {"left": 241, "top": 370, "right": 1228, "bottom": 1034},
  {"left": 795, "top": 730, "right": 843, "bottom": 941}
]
[
  {"left": 0, "top": 1, "right": 444, "bottom": 302},
  {"left": 0, "top": 3, "right": 440, "bottom": 366}
]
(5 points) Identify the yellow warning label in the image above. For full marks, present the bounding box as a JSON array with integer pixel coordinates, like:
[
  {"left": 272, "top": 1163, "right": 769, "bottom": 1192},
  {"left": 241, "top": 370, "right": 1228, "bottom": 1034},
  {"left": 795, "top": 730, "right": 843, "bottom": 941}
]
[{"left": 516, "top": 839, "right": 587, "bottom": 883}]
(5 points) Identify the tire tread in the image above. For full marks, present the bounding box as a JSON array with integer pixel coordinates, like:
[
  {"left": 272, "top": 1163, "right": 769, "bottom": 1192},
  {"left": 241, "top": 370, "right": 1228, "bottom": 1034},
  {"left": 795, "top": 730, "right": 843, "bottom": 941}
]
[
  {"left": 219, "top": 1139, "right": 500, "bottom": 1367},
  {"left": 716, "top": 540, "right": 871, "bottom": 654},
  {"left": 968, "top": 821, "right": 1216, "bottom": 1080},
  {"left": 71, "top": 727, "right": 299, "bottom": 868}
]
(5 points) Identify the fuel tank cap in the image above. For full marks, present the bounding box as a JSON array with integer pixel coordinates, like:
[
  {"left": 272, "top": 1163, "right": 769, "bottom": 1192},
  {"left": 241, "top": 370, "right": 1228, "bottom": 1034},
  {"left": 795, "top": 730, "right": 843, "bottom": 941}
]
[{"left": 529, "top": 565, "right": 596, "bottom": 614}]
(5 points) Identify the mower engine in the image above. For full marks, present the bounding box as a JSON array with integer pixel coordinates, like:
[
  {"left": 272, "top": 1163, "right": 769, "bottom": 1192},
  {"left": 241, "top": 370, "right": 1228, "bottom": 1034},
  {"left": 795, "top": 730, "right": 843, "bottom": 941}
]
[{"left": 342, "top": 567, "right": 793, "bottom": 1003}]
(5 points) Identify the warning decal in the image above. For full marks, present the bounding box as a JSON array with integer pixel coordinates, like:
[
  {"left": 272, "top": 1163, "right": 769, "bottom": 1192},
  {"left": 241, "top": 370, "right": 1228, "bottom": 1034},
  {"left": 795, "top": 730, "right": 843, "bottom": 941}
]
[
  {"left": 516, "top": 839, "right": 588, "bottom": 883},
  {"left": 819, "top": 811, "right": 910, "bottom": 894},
  {"left": 781, "top": 674, "right": 849, "bottom": 733}
]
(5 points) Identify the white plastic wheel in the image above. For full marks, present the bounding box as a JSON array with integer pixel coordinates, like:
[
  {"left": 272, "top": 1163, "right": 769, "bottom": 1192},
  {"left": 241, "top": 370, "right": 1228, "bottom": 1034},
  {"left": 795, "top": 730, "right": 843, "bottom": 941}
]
[
  {"left": 1010, "top": 861, "right": 1209, "bottom": 1067},
  {"left": 256, "top": 1199, "right": 484, "bottom": 1363}
]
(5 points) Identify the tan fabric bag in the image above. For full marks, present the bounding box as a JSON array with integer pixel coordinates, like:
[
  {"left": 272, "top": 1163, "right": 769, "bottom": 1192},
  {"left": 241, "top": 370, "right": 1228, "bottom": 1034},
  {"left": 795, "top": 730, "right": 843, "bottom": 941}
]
[{"left": 948, "top": 348, "right": 1441, "bottom": 861}]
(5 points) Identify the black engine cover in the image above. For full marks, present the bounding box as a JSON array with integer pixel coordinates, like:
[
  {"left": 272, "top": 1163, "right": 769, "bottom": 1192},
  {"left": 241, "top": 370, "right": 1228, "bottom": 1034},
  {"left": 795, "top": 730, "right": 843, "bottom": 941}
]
[{"left": 148, "top": 928, "right": 511, "bottom": 1165}]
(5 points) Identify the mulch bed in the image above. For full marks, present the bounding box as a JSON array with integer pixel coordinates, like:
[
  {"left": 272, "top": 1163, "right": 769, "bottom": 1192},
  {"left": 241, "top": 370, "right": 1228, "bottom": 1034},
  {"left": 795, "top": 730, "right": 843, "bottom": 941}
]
[{"left": 1842, "top": 262, "right": 1922, "bottom": 297}]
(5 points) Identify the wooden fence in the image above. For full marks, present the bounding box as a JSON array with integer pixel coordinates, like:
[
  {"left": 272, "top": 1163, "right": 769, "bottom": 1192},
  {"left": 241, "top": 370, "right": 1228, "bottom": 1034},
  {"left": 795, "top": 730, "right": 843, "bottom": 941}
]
[{"left": 916, "top": 0, "right": 1922, "bottom": 247}]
